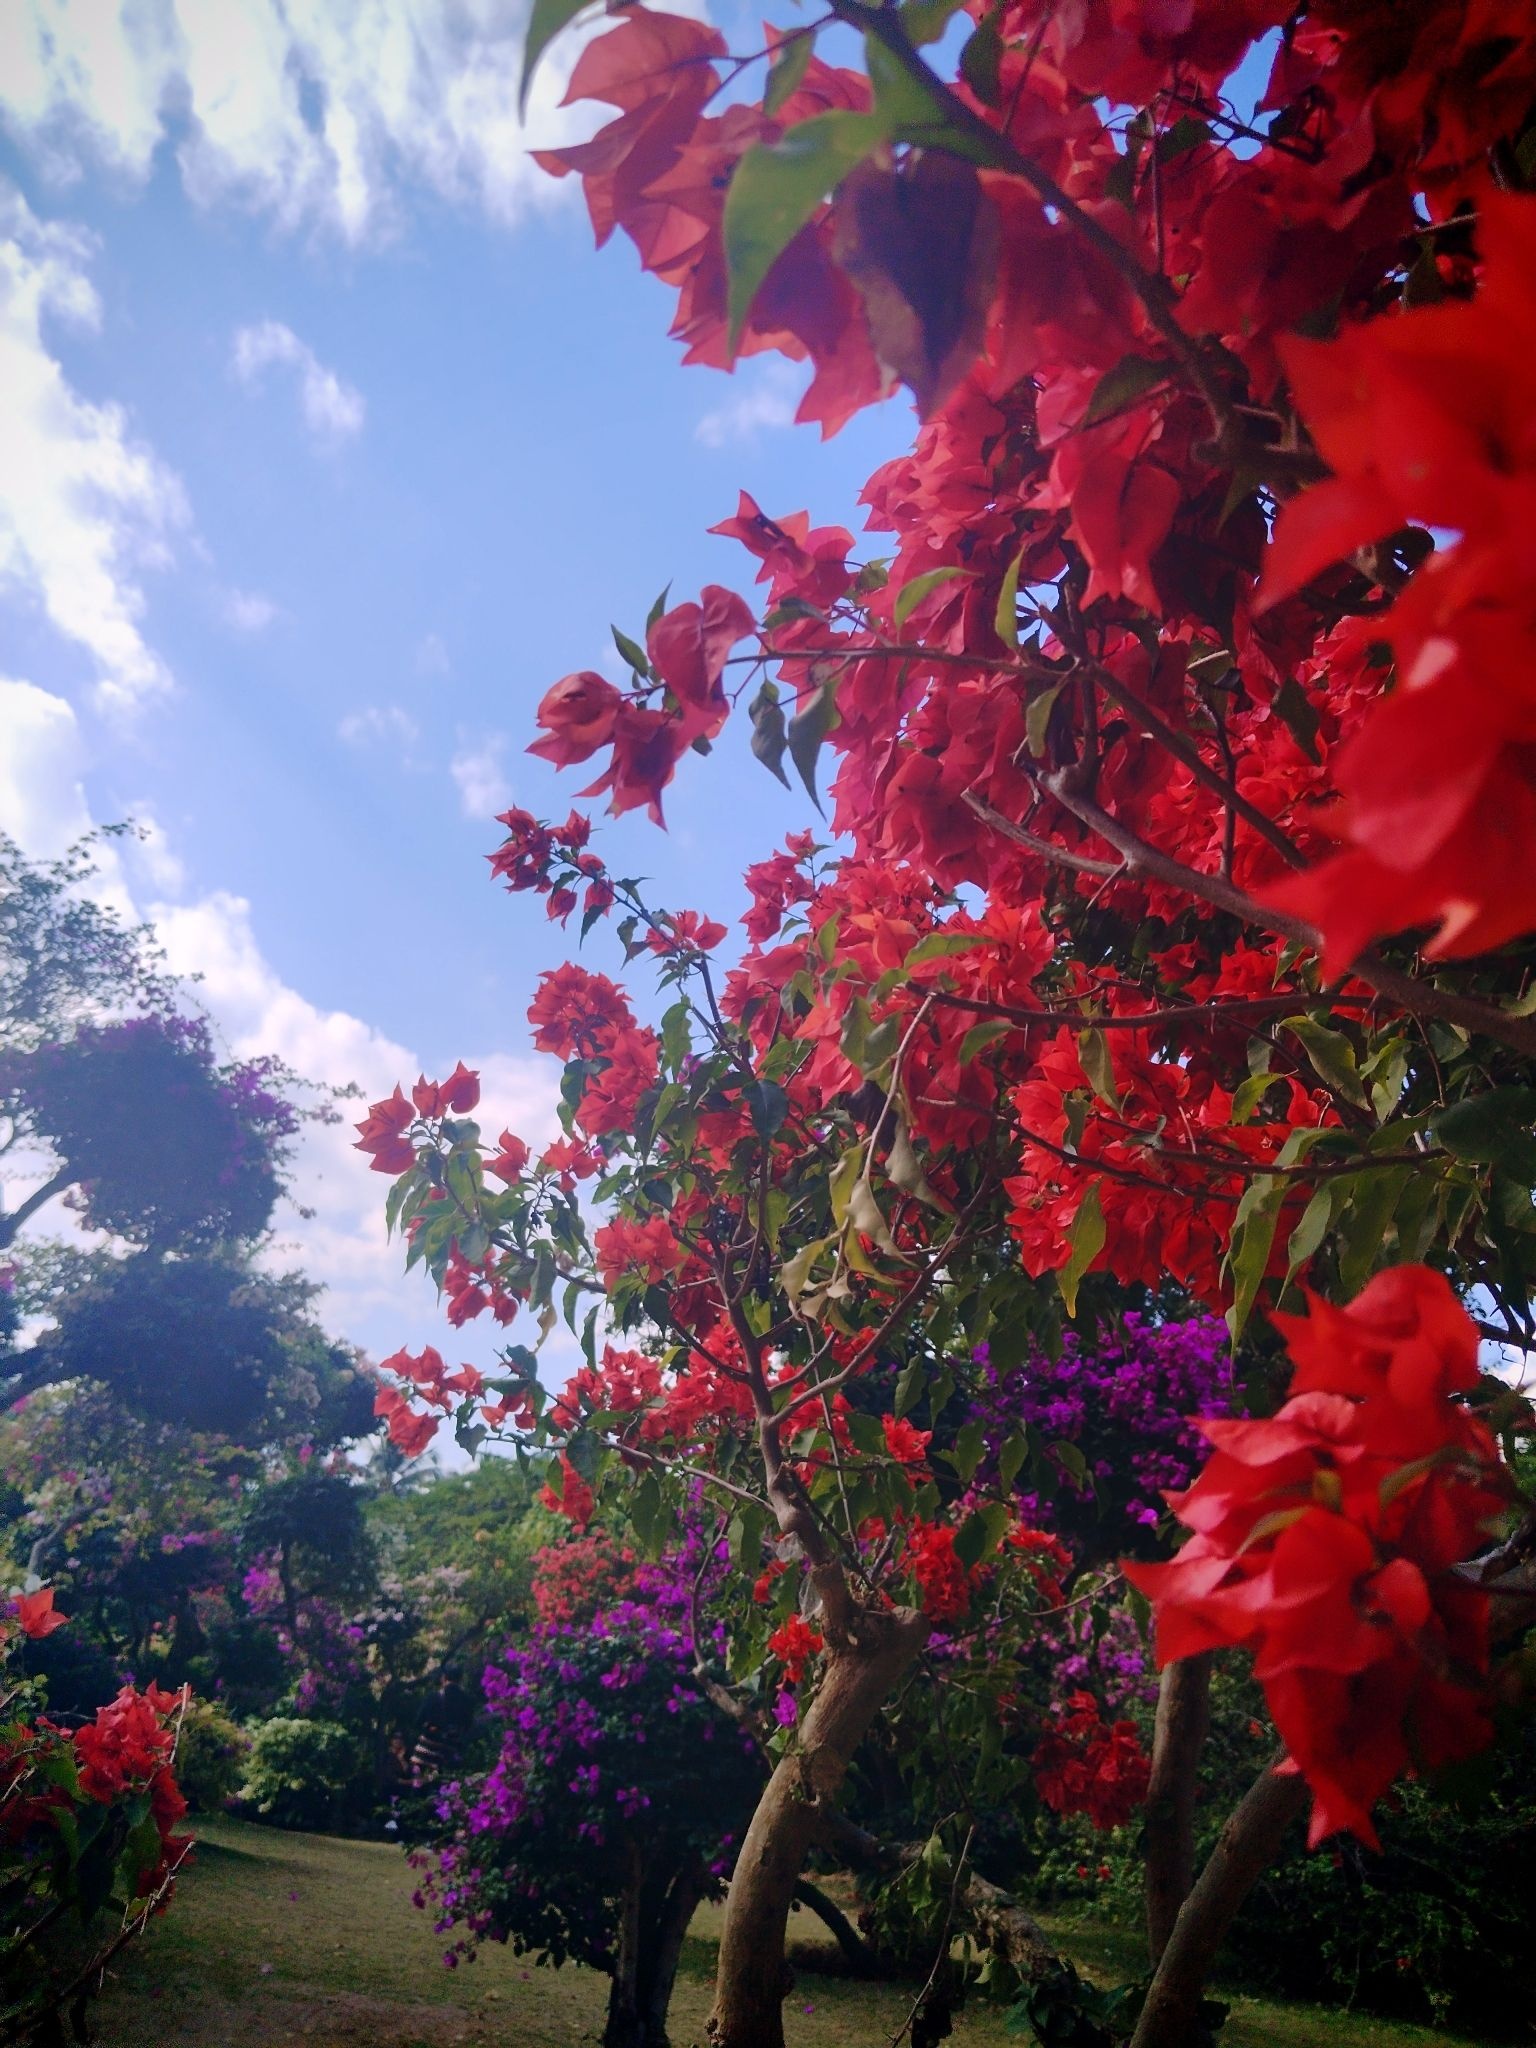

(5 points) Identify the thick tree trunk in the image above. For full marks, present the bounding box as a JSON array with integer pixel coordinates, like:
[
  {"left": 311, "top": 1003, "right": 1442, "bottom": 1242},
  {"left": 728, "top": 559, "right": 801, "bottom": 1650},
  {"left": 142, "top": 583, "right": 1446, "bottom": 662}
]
[
  {"left": 1129, "top": 1761, "right": 1306, "bottom": 2048},
  {"left": 604, "top": 1844, "right": 649, "bottom": 2048},
  {"left": 706, "top": 1603, "right": 929, "bottom": 2048},
  {"left": 640, "top": 1860, "right": 707, "bottom": 2048},
  {"left": 1142, "top": 1652, "right": 1212, "bottom": 1967}
]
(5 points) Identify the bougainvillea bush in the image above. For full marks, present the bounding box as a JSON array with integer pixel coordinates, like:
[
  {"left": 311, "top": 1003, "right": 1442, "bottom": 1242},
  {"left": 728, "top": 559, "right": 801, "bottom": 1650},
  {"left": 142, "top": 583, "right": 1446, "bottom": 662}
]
[
  {"left": 363, "top": 4, "right": 1536, "bottom": 2044},
  {"left": 409, "top": 1544, "right": 761, "bottom": 2048},
  {"left": 0, "top": 1591, "right": 192, "bottom": 2045}
]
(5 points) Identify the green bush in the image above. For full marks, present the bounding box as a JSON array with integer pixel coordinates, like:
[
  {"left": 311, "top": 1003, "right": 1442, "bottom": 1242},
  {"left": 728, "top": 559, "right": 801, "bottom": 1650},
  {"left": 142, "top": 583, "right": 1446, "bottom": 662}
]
[
  {"left": 240, "top": 1716, "right": 363, "bottom": 1832},
  {"left": 174, "top": 1699, "right": 249, "bottom": 1813}
]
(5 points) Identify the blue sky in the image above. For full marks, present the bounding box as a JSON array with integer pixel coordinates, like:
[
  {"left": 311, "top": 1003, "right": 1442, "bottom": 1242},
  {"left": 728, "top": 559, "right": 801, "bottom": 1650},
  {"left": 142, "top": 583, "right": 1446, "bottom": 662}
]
[{"left": 0, "top": 0, "right": 908, "bottom": 1371}]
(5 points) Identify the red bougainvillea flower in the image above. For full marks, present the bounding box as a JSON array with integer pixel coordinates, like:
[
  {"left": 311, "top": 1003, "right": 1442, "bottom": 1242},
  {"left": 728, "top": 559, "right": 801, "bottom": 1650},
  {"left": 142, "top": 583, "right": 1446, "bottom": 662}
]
[
  {"left": 767, "top": 1614, "right": 824, "bottom": 1686},
  {"left": 539, "top": 1453, "right": 596, "bottom": 1529},
  {"left": 1257, "top": 195, "right": 1536, "bottom": 971},
  {"left": 1032, "top": 1692, "right": 1152, "bottom": 1831},
  {"left": 486, "top": 1131, "right": 531, "bottom": 1182},
  {"left": 354, "top": 1086, "right": 416, "bottom": 1174},
  {"left": 905, "top": 1522, "right": 975, "bottom": 1623},
  {"left": 411, "top": 1063, "right": 481, "bottom": 1118},
  {"left": 12, "top": 1587, "right": 66, "bottom": 1639},
  {"left": 529, "top": 671, "right": 625, "bottom": 769},
  {"left": 1125, "top": 1266, "right": 1506, "bottom": 1847},
  {"left": 882, "top": 1414, "right": 931, "bottom": 1467}
]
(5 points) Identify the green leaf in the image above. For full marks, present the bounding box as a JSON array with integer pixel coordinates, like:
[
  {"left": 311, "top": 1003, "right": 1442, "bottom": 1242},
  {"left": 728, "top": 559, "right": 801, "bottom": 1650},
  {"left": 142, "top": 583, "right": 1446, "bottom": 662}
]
[
  {"left": 1285, "top": 1182, "right": 1335, "bottom": 1283},
  {"left": 1084, "top": 352, "right": 1169, "bottom": 426},
  {"left": 1076, "top": 1027, "right": 1121, "bottom": 1110},
  {"left": 786, "top": 670, "right": 842, "bottom": 812},
  {"left": 611, "top": 623, "right": 650, "bottom": 675},
  {"left": 888, "top": 1119, "right": 945, "bottom": 1209},
  {"left": 724, "top": 113, "right": 885, "bottom": 348},
  {"left": 997, "top": 1431, "right": 1029, "bottom": 1493},
  {"left": 748, "top": 679, "right": 790, "bottom": 788},
  {"left": 1025, "top": 679, "right": 1065, "bottom": 758},
  {"left": 746, "top": 1078, "right": 789, "bottom": 1140},
  {"left": 906, "top": 928, "right": 989, "bottom": 967},
  {"left": 895, "top": 1356, "right": 926, "bottom": 1420},
  {"left": 959, "top": 1017, "right": 1013, "bottom": 1065},
  {"left": 520, "top": 0, "right": 592, "bottom": 113},
  {"left": 1050, "top": 1439, "right": 1089, "bottom": 1487},
  {"left": 763, "top": 30, "right": 814, "bottom": 117},
  {"left": 1272, "top": 675, "right": 1321, "bottom": 763},
  {"left": 1336, "top": 1164, "right": 1412, "bottom": 1296},
  {"left": 958, "top": 14, "right": 1002, "bottom": 103},
  {"left": 1282, "top": 1017, "right": 1368, "bottom": 1109},
  {"left": 1230, "top": 1070, "right": 1281, "bottom": 1125},
  {"left": 1057, "top": 1181, "right": 1105, "bottom": 1319},
  {"left": 1434, "top": 1087, "right": 1536, "bottom": 1165},
  {"left": 949, "top": 1420, "right": 986, "bottom": 1485},
  {"left": 954, "top": 1500, "right": 1011, "bottom": 1569},
  {"left": 1225, "top": 1174, "right": 1285, "bottom": 1342},
  {"left": 893, "top": 563, "right": 971, "bottom": 629},
  {"left": 901, "top": 0, "right": 968, "bottom": 45},
  {"left": 994, "top": 547, "right": 1025, "bottom": 651}
]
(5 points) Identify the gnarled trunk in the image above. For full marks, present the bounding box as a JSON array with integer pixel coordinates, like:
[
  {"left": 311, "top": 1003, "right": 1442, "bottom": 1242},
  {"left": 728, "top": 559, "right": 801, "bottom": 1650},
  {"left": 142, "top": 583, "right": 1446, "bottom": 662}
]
[
  {"left": 1143, "top": 1651, "right": 1212, "bottom": 1966},
  {"left": 605, "top": 1852, "right": 709, "bottom": 2048},
  {"left": 706, "top": 1602, "right": 929, "bottom": 2048},
  {"left": 1129, "top": 1760, "right": 1306, "bottom": 2048}
]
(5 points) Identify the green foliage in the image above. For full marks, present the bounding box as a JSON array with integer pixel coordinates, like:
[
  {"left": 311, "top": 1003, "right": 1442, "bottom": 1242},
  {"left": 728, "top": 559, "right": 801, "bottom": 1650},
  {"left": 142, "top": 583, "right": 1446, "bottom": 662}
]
[
  {"left": 174, "top": 1699, "right": 250, "bottom": 1813},
  {"left": 239, "top": 1717, "right": 366, "bottom": 1833}
]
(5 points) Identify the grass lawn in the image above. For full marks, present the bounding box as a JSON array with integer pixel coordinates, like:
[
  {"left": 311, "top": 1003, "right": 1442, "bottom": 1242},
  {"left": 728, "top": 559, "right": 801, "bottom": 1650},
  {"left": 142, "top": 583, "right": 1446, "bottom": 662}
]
[{"left": 91, "top": 1817, "right": 1483, "bottom": 2048}]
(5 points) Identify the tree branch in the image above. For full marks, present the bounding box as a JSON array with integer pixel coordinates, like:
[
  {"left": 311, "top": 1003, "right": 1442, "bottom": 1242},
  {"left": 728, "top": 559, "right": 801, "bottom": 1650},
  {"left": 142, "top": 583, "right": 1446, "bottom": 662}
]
[{"left": 1038, "top": 773, "right": 1536, "bottom": 1058}]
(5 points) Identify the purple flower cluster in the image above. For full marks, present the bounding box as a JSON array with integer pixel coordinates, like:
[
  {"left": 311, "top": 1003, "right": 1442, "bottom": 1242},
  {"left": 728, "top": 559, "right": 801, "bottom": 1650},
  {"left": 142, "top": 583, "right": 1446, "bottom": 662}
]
[
  {"left": 408, "top": 1542, "right": 760, "bottom": 1977},
  {"left": 970, "top": 1313, "right": 1232, "bottom": 1548}
]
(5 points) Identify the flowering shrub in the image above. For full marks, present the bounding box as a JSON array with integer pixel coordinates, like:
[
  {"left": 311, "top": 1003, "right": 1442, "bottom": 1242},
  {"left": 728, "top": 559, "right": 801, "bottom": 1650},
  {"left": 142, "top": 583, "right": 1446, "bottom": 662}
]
[
  {"left": 0, "top": 1593, "right": 191, "bottom": 2041},
  {"left": 409, "top": 1549, "right": 760, "bottom": 2048}
]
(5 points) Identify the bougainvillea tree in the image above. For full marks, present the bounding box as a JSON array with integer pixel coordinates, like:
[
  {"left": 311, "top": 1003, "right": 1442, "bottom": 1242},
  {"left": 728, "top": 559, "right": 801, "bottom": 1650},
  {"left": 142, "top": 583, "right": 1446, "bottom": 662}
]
[{"left": 367, "top": 6, "right": 1536, "bottom": 2043}]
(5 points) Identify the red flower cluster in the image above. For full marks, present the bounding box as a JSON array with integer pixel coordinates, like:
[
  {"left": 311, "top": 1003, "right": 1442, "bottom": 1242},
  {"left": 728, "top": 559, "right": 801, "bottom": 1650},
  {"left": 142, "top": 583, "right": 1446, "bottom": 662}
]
[
  {"left": 1260, "top": 196, "right": 1536, "bottom": 969},
  {"left": 540, "top": 1453, "right": 596, "bottom": 1529},
  {"left": 767, "top": 1614, "right": 824, "bottom": 1686},
  {"left": 70, "top": 1683, "right": 192, "bottom": 1891},
  {"left": 1032, "top": 1692, "right": 1152, "bottom": 1832},
  {"left": 373, "top": 1345, "right": 504, "bottom": 1456},
  {"left": 529, "top": 583, "right": 754, "bottom": 824},
  {"left": 904, "top": 1522, "right": 975, "bottom": 1624},
  {"left": 1125, "top": 1267, "right": 1506, "bottom": 1846}
]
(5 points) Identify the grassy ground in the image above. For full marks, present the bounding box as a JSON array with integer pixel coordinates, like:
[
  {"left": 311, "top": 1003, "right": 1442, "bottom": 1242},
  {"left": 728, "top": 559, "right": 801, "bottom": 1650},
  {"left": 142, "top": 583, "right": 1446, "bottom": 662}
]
[{"left": 90, "top": 1817, "right": 1483, "bottom": 2048}]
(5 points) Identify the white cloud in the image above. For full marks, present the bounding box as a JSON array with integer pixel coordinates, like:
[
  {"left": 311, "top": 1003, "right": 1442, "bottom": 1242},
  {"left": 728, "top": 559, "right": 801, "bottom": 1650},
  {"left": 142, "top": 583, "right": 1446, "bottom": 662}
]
[
  {"left": 232, "top": 319, "right": 365, "bottom": 445},
  {"left": 0, "top": 681, "right": 559, "bottom": 1358},
  {"left": 415, "top": 632, "right": 450, "bottom": 676},
  {"left": 695, "top": 359, "right": 806, "bottom": 448},
  {"left": 450, "top": 734, "right": 513, "bottom": 820},
  {"left": 0, "top": 0, "right": 613, "bottom": 245},
  {"left": 337, "top": 703, "right": 419, "bottom": 753},
  {"left": 0, "top": 181, "right": 186, "bottom": 717},
  {"left": 0, "top": 677, "right": 94, "bottom": 859},
  {"left": 223, "top": 587, "right": 277, "bottom": 632}
]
